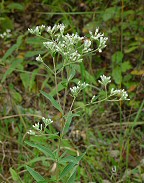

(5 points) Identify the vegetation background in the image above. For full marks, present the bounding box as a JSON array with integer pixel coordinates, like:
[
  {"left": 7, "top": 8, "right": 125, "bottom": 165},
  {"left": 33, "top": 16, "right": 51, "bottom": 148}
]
[{"left": 0, "top": 0, "right": 144, "bottom": 182}]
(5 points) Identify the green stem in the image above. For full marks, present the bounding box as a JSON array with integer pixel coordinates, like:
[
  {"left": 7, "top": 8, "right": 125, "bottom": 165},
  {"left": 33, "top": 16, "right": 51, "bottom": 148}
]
[
  {"left": 53, "top": 57, "right": 61, "bottom": 106},
  {"left": 42, "top": 62, "right": 54, "bottom": 74}
]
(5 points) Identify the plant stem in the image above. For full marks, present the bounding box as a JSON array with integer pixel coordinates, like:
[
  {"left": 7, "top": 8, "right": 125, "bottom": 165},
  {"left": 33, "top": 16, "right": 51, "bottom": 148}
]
[
  {"left": 53, "top": 57, "right": 61, "bottom": 106},
  {"left": 69, "top": 97, "right": 76, "bottom": 111}
]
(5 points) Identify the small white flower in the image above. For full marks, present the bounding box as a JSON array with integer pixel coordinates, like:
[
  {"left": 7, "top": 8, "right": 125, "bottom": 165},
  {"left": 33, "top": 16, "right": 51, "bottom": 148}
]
[
  {"left": 89, "top": 27, "right": 108, "bottom": 52},
  {"left": 112, "top": 166, "right": 117, "bottom": 173},
  {"left": 42, "top": 117, "right": 53, "bottom": 127},
  {"left": 28, "top": 25, "right": 45, "bottom": 35},
  {"left": 110, "top": 88, "right": 130, "bottom": 100},
  {"left": 59, "top": 23, "right": 65, "bottom": 34},
  {"left": 91, "top": 95, "right": 96, "bottom": 103},
  {"left": 0, "top": 29, "right": 12, "bottom": 39},
  {"left": 98, "top": 75, "right": 111, "bottom": 86},
  {"left": 36, "top": 54, "right": 43, "bottom": 62},
  {"left": 33, "top": 122, "right": 42, "bottom": 131},
  {"left": 27, "top": 130, "right": 35, "bottom": 135},
  {"left": 70, "top": 85, "right": 80, "bottom": 96},
  {"left": 70, "top": 81, "right": 89, "bottom": 97},
  {"left": 46, "top": 23, "right": 66, "bottom": 35},
  {"left": 28, "top": 28, "right": 34, "bottom": 34}
]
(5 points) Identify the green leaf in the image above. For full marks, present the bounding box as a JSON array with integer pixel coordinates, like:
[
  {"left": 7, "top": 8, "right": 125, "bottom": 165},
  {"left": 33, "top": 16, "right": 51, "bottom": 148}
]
[
  {"left": 7, "top": 3, "right": 25, "bottom": 11},
  {"left": 9, "top": 168, "right": 22, "bottom": 182},
  {"left": 29, "top": 69, "right": 39, "bottom": 92},
  {"left": 49, "top": 82, "right": 66, "bottom": 97},
  {"left": 20, "top": 73, "right": 30, "bottom": 90},
  {"left": 26, "top": 156, "right": 49, "bottom": 165},
  {"left": 60, "top": 163, "right": 76, "bottom": 179},
  {"left": 1, "top": 58, "right": 23, "bottom": 83},
  {"left": 59, "top": 156, "right": 78, "bottom": 164},
  {"left": 25, "top": 50, "right": 46, "bottom": 58},
  {"left": 112, "top": 66, "right": 122, "bottom": 84},
  {"left": 84, "top": 70, "right": 96, "bottom": 84},
  {"left": 0, "top": 16, "right": 14, "bottom": 30},
  {"left": 26, "top": 166, "right": 45, "bottom": 182},
  {"left": 40, "top": 90, "right": 63, "bottom": 114},
  {"left": 25, "top": 141, "right": 55, "bottom": 160},
  {"left": 76, "top": 152, "right": 86, "bottom": 161},
  {"left": 68, "top": 67, "right": 76, "bottom": 82},
  {"left": 102, "top": 7, "right": 120, "bottom": 21},
  {"left": 26, "top": 37, "right": 44, "bottom": 45},
  {"left": 2, "top": 35, "right": 23, "bottom": 62},
  {"left": 63, "top": 112, "right": 80, "bottom": 134},
  {"left": 10, "top": 88, "right": 22, "bottom": 103},
  {"left": 66, "top": 167, "right": 77, "bottom": 183},
  {"left": 125, "top": 46, "right": 139, "bottom": 53},
  {"left": 112, "top": 51, "right": 123, "bottom": 64},
  {"left": 121, "top": 61, "right": 132, "bottom": 72}
]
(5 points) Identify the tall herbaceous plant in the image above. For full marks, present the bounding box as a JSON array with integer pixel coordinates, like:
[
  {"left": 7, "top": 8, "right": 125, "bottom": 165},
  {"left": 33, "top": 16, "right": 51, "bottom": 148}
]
[{"left": 25, "top": 24, "right": 129, "bottom": 182}]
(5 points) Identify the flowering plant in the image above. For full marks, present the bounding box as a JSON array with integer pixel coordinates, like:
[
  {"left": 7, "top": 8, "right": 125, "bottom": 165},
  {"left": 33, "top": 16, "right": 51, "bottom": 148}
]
[{"left": 25, "top": 24, "right": 129, "bottom": 182}]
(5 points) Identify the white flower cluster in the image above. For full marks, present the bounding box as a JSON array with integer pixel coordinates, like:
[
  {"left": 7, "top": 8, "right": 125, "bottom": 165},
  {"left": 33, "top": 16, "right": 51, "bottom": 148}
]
[
  {"left": 28, "top": 25, "right": 45, "bottom": 35},
  {"left": 83, "top": 39, "right": 92, "bottom": 53},
  {"left": 110, "top": 88, "right": 130, "bottom": 100},
  {"left": 64, "top": 33, "right": 84, "bottom": 44},
  {"left": 98, "top": 75, "right": 111, "bottom": 86},
  {"left": 0, "top": 29, "right": 11, "bottom": 38},
  {"left": 27, "top": 130, "right": 35, "bottom": 135},
  {"left": 36, "top": 54, "right": 43, "bottom": 62},
  {"left": 43, "top": 32, "right": 85, "bottom": 63},
  {"left": 46, "top": 23, "right": 65, "bottom": 35},
  {"left": 70, "top": 81, "right": 89, "bottom": 97},
  {"left": 33, "top": 122, "right": 42, "bottom": 131},
  {"left": 42, "top": 117, "right": 53, "bottom": 127},
  {"left": 27, "top": 117, "right": 53, "bottom": 136},
  {"left": 90, "top": 75, "right": 130, "bottom": 101},
  {"left": 27, "top": 24, "right": 108, "bottom": 63},
  {"left": 89, "top": 27, "right": 108, "bottom": 52}
]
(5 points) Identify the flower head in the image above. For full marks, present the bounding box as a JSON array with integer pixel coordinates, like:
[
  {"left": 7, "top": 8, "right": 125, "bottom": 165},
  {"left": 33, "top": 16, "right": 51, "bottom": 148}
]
[
  {"left": 42, "top": 117, "right": 53, "bottom": 127},
  {"left": 36, "top": 54, "right": 43, "bottom": 62},
  {"left": 89, "top": 27, "right": 108, "bottom": 52},
  {"left": 98, "top": 75, "right": 111, "bottom": 86},
  {"left": 70, "top": 81, "right": 89, "bottom": 97},
  {"left": 110, "top": 88, "right": 130, "bottom": 100},
  {"left": 33, "top": 122, "right": 42, "bottom": 131},
  {"left": 27, "top": 130, "right": 35, "bottom": 135},
  {"left": 28, "top": 25, "right": 45, "bottom": 35}
]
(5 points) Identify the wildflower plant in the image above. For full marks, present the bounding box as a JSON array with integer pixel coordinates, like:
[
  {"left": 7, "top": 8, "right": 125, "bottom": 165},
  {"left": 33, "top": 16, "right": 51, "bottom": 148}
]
[{"left": 25, "top": 24, "right": 130, "bottom": 182}]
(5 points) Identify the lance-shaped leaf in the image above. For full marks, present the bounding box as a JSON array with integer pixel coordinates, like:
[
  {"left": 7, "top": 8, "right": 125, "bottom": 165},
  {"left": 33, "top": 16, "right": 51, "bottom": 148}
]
[
  {"left": 26, "top": 166, "right": 46, "bottom": 182},
  {"left": 25, "top": 141, "right": 55, "bottom": 160},
  {"left": 40, "top": 90, "right": 63, "bottom": 114},
  {"left": 66, "top": 166, "right": 77, "bottom": 183},
  {"left": 63, "top": 112, "right": 79, "bottom": 135},
  {"left": 60, "top": 162, "right": 76, "bottom": 179}
]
